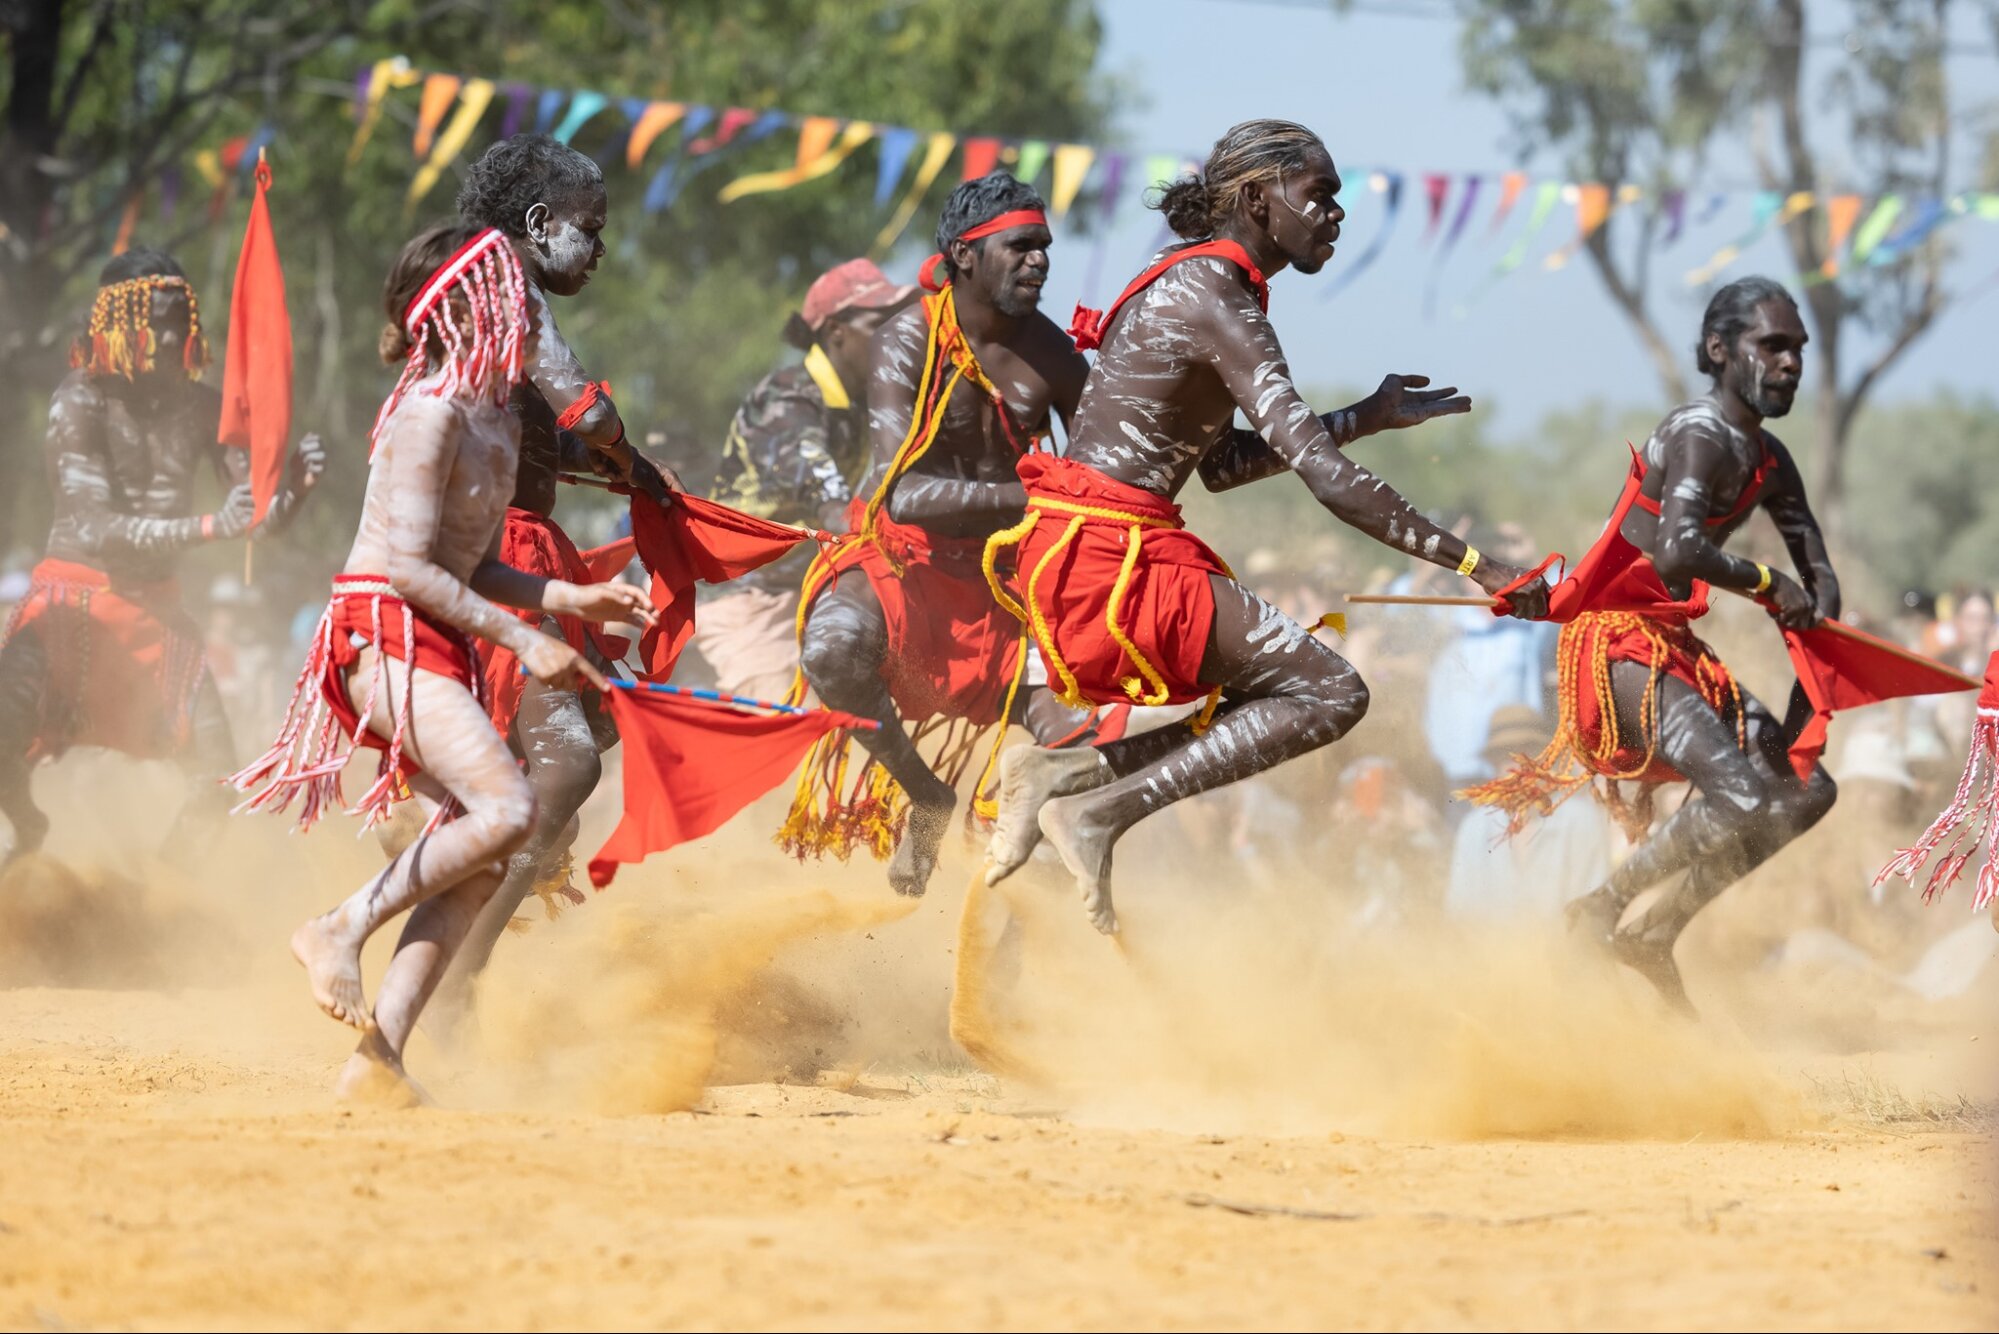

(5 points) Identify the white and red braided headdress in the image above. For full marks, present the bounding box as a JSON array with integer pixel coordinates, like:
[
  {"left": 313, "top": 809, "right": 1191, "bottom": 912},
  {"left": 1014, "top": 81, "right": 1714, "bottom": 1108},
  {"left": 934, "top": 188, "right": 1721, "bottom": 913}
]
[{"left": 370, "top": 227, "right": 530, "bottom": 449}]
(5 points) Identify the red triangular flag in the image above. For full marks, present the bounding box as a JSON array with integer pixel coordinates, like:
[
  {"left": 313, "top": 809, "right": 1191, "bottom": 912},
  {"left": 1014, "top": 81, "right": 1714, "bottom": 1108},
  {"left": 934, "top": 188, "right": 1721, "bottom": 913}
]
[
  {"left": 1781, "top": 621, "right": 1978, "bottom": 781},
  {"left": 579, "top": 535, "right": 637, "bottom": 583},
  {"left": 588, "top": 688, "right": 869, "bottom": 886},
  {"left": 217, "top": 153, "right": 292, "bottom": 525},
  {"left": 628, "top": 492, "right": 819, "bottom": 680}
]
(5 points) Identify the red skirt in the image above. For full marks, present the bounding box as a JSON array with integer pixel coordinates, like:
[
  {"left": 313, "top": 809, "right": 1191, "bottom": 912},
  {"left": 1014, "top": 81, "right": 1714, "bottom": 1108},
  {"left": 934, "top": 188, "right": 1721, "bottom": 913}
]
[
  {"left": 991, "top": 454, "right": 1223, "bottom": 707},
  {"left": 802, "top": 509, "right": 1022, "bottom": 725},
  {"left": 1, "top": 557, "right": 207, "bottom": 761},
  {"left": 229, "top": 575, "right": 483, "bottom": 832}
]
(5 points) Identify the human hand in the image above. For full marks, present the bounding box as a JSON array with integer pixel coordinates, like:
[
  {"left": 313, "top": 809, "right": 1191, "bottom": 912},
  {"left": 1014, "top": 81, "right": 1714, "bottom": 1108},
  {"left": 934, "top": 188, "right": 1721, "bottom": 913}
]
[
  {"left": 291, "top": 433, "right": 327, "bottom": 492},
  {"left": 518, "top": 632, "right": 607, "bottom": 692},
  {"left": 545, "top": 578, "right": 657, "bottom": 630},
  {"left": 211, "top": 484, "right": 256, "bottom": 539},
  {"left": 1359, "top": 373, "right": 1471, "bottom": 435},
  {"left": 1767, "top": 570, "right": 1820, "bottom": 630},
  {"left": 1474, "top": 559, "right": 1550, "bottom": 621}
]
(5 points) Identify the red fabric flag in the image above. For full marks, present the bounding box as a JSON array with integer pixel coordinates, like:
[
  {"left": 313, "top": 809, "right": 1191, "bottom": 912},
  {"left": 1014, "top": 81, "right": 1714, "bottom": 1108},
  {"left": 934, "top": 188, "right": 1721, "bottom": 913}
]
[
  {"left": 216, "top": 154, "right": 292, "bottom": 525},
  {"left": 579, "top": 535, "right": 637, "bottom": 583},
  {"left": 1781, "top": 620, "right": 1978, "bottom": 781},
  {"left": 628, "top": 492, "right": 818, "bottom": 679},
  {"left": 588, "top": 688, "right": 869, "bottom": 886}
]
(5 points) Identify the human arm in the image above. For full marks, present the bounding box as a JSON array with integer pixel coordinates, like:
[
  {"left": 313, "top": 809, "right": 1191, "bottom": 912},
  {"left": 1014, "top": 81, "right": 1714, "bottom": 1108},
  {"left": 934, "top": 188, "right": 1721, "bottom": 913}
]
[
  {"left": 50, "top": 379, "right": 253, "bottom": 557},
  {"left": 1198, "top": 377, "right": 1463, "bottom": 493},
  {"left": 377, "top": 404, "right": 645, "bottom": 688},
  {"left": 1197, "top": 276, "right": 1544, "bottom": 615},
  {"left": 1652, "top": 426, "right": 1818, "bottom": 627},
  {"left": 214, "top": 431, "right": 327, "bottom": 535},
  {"left": 1761, "top": 437, "right": 1840, "bottom": 623},
  {"left": 866, "top": 308, "right": 1024, "bottom": 526}
]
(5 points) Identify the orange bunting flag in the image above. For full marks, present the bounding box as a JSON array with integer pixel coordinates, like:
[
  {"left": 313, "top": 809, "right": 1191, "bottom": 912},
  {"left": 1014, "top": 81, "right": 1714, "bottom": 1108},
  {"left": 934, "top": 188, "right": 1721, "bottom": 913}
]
[
  {"left": 217, "top": 153, "right": 292, "bottom": 526},
  {"left": 587, "top": 687, "right": 871, "bottom": 886},
  {"left": 1819, "top": 194, "right": 1866, "bottom": 276},
  {"left": 412, "top": 73, "right": 461, "bottom": 158}
]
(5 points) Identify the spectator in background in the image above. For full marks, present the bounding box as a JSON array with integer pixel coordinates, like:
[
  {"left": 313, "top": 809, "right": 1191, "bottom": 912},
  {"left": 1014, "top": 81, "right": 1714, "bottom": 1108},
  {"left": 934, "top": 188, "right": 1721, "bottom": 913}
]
[
  {"left": 1445, "top": 704, "right": 1614, "bottom": 923},
  {"left": 1424, "top": 521, "right": 1559, "bottom": 800}
]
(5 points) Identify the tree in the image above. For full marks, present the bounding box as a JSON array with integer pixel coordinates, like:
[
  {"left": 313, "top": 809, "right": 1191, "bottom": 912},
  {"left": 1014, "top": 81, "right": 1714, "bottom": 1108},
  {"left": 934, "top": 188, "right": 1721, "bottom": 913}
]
[
  {"left": 0, "top": 0, "right": 1111, "bottom": 553},
  {"left": 1450, "top": 0, "right": 1997, "bottom": 534}
]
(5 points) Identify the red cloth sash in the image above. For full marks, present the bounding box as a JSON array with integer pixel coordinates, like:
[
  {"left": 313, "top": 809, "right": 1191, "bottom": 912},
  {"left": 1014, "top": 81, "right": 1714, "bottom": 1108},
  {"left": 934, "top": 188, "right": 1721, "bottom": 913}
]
[
  {"left": 802, "top": 505, "right": 1022, "bottom": 724},
  {"left": 999, "top": 454, "right": 1224, "bottom": 707},
  {"left": 586, "top": 686, "right": 872, "bottom": 887},
  {"left": 2, "top": 557, "right": 206, "bottom": 762},
  {"left": 320, "top": 576, "right": 480, "bottom": 766},
  {"left": 1069, "top": 240, "right": 1269, "bottom": 352},
  {"left": 627, "top": 490, "right": 820, "bottom": 682}
]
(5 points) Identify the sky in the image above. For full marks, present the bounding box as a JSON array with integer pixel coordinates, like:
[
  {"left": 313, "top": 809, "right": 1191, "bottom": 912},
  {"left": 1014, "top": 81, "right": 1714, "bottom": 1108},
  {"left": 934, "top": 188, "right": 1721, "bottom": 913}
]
[{"left": 1025, "top": 0, "right": 1999, "bottom": 437}]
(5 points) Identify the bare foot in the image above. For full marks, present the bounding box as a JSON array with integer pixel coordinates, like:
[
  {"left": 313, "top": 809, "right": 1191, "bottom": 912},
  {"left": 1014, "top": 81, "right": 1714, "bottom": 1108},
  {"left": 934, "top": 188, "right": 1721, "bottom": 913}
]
[
  {"left": 334, "top": 1036, "right": 429, "bottom": 1108},
  {"left": 888, "top": 797, "right": 954, "bottom": 897},
  {"left": 1610, "top": 927, "right": 1697, "bottom": 1018},
  {"left": 290, "top": 914, "right": 374, "bottom": 1031},
  {"left": 986, "top": 745, "right": 1108, "bottom": 886},
  {"left": 1037, "top": 794, "right": 1119, "bottom": 935}
]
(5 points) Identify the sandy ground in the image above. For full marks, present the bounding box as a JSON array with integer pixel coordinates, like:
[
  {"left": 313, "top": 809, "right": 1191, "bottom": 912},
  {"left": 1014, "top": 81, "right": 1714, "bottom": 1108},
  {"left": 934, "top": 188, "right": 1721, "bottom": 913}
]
[{"left": 0, "top": 755, "right": 1995, "bottom": 1330}]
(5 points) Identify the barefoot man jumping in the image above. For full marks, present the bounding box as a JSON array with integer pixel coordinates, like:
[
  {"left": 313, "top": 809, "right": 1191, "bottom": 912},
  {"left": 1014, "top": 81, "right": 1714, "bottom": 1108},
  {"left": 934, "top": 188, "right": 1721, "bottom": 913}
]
[
  {"left": 781, "top": 172, "right": 1094, "bottom": 896},
  {"left": 1464, "top": 276, "right": 1840, "bottom": 1011},
  {"left": 231, "top": 224, "right": 652, "bottom": 1099},
  {"left": 984, "top": 119, "right": 1547, "bottom": 933}
]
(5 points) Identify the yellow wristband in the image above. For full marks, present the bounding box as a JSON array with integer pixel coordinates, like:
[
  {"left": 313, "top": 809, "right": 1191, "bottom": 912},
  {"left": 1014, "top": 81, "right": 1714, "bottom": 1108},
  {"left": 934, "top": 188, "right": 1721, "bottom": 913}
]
[
  {"left": 1753, "top": 563, "right": 1772, "bottom": 594},
  {"left": 1456, "top": 546, "right": 1481, "bottom": 578}
]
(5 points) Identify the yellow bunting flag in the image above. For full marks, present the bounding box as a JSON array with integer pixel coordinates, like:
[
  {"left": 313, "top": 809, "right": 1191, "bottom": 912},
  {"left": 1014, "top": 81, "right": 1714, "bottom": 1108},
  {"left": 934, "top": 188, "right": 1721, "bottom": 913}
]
[
  {"left": 407, "top": 79, "right": 495, "bottom": 212},
  {"left": 1050, "top": 144, "right": 1095, "bottom": 216},
  {"left": 411, "top": 73, "right": 461, "bottom": 159},
  {"left": 874, "top": 132, "right": 957, "bottom": 254},
  {"left": 626, "top": 101, "right": 686, "bottom": 169},
  {"left": 1818, "top": 194, "right": 1865, "bottom": 277},
  {"left": 718, "top": 118, "right": 874, "bottom": 202},
  {"left": 347, "top": 57, "right": 418, "bottom": 167}
]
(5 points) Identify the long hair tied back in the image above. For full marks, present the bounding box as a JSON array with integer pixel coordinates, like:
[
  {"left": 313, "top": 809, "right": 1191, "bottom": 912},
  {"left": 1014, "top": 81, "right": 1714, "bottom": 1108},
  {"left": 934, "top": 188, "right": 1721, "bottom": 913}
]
[
  {"left": 1153, "top": 119, "right": 1325, "bottom": 240},
  {"left": 371, "top": 226, "right": 530, "bottom": 449},
  {"left": 71, "top": 276, "right": 208, "bottom": 380}
]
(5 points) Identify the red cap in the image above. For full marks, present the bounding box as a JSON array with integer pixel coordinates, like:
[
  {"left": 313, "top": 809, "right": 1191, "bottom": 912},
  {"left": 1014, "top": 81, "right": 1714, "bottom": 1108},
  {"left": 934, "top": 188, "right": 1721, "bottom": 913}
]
[{"left": 801, "top": 258, "right": 917, "bottom": 331}]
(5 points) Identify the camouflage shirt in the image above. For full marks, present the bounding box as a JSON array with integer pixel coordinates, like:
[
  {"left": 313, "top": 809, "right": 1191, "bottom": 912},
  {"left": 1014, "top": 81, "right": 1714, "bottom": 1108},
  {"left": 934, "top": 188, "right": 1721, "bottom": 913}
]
[{"left": 708, "top": 357, "right": 866, "bottom": 593}]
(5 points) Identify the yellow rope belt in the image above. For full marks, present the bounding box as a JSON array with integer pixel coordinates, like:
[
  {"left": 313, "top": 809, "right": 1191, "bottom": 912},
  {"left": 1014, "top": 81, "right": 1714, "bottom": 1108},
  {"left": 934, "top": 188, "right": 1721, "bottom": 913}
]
[{"left": 983, "top": 494, "right": 1224, "bottom": 728}]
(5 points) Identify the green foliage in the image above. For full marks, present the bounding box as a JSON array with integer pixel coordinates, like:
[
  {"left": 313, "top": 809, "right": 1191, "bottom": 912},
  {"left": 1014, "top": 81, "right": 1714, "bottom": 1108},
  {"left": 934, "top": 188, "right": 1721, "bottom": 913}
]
[
  {"left": 2, "top": 0, "right": 1112, "bottom": 551},
  {"left": 1843, "top": 390, "right": 1999, "bottom": 602}
]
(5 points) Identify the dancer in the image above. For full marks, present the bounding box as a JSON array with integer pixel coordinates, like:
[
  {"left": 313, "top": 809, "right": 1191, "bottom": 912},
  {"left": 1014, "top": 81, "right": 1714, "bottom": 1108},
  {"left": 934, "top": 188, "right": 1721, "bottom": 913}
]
[
  {"left": 782, "top": 173, "right": 1092, "bottom": 896},
  {"left": 447, "top": 136, "right": 674, "bottom": 970},
  {"left": 231, "top": 224, "right": 653, "bottom": 1099},
  {"left": 700, "top": 259, "right": 915, "bottom": 702},
  {"left": 1464, "top": 276, "right": 1840, "bottom": 1010},
  {"left": 0, "top": 247, "right": 325, "bottom": 865},
  {"left": 983, "top": 119, "right": 1545, "bottom": 933}
]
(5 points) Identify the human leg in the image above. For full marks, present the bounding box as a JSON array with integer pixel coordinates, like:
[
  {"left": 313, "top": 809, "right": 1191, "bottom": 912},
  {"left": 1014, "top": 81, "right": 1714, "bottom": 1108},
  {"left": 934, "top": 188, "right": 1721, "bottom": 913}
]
[
  {"left": 799, "top": 571, "right": 956, "bottom": 896},
  {"left": 0, "top": 628, "right": 51, "bottom": 862},
  {"left": 1036, "top": 576, "right": 1369, "bottom": 932}
]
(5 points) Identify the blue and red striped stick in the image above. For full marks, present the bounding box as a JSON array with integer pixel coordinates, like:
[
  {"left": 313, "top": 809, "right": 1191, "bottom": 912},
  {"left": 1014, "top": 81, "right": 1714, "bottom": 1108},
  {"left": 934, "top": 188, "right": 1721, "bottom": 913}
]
[{"left": 608, "top": 677, "right": 883, "bottom": 730}]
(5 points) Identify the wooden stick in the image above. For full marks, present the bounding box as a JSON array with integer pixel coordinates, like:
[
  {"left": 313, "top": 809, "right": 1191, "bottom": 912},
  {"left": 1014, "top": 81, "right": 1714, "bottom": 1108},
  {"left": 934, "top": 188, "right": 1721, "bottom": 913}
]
[
  {"left": 557, "top": 472, "right": 829, "bottom": 542},
  {"left": 1344, "top": 593, "right": 1499, "bottom": 608},
  {"left": 243, "top": 538, "right": 254, "bottom": 586}
]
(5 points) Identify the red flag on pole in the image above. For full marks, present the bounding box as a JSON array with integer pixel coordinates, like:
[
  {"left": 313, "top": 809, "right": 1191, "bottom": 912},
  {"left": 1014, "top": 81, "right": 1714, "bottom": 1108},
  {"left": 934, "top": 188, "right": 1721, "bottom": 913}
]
[
  {"left": 628, "top": 491, "right": 823, "bottom": 680},
  {"left": 588, "top": 687, "right": 872, "bottom": 886},
  {"left": 217, "top": 151, "right": 292, "bottom": 525},
  {"left": 1781, "top": 621, "right": 1978, "bottom": 781}
]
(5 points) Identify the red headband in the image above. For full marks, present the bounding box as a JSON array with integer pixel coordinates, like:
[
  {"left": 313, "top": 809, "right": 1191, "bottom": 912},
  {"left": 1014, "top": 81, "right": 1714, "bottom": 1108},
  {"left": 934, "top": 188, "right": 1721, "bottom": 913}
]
[{"left": 920, "top": 209, "right": 1051, "bottom": 292}]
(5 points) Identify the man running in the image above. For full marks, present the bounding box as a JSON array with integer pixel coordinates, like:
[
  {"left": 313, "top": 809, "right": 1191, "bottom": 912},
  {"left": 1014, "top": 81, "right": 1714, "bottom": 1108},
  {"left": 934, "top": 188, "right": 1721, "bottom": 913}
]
[
  {"left": 1466, "top": 276, "right": 1839, "bottom": 1010},
  {"left": 781, "top": 173, "right": 1092, "bottom": 897},
  {"left": 446, "top": 136, "right": 674, "bottom": 967},
  {"left": 0, "top": 247, "right": 324, "bottom": 864},
  {"left": 232, "top": 223, "right": 653, "bottom": 1099},
  {"left": 700, "top": 259, "right": 915, "bottom": 702},
  {"left": 983, "top": 119, "right": 1545, "bottom": 934}
]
